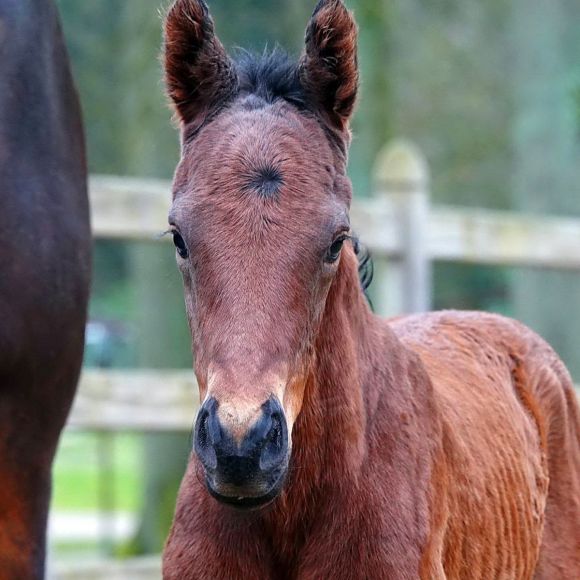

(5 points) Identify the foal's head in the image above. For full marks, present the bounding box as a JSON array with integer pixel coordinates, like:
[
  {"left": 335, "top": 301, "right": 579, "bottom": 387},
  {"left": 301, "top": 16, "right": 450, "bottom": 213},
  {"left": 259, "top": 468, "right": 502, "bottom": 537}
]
[{"left": 164, "top": 0, "right": 359, "bottom": 508}]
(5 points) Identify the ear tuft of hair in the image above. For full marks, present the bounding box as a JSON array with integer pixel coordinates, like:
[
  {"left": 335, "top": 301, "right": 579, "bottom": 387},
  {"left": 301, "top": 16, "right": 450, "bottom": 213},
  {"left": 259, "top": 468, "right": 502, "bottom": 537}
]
[
  {"left": 163, "top": 0, "right": 238, "bottom": 130},
  {"left": 301, "top": 0, "right": 359, "bottom": 131}
]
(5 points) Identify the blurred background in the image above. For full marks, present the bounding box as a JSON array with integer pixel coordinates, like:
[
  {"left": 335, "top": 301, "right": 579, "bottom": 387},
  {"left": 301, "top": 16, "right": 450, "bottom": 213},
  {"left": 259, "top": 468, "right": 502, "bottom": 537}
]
[{"left": 50, "top": 0, "right": 580, "bottom": 577}]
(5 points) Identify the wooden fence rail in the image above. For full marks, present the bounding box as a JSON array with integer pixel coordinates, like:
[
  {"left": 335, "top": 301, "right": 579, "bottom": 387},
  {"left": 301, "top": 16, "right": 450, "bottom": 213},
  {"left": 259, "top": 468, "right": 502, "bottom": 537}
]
[
  {"left": 90, "top": 173, "right": 580, "bottom": 270},
  {"left": 69, "top": 370, "right": 198, "bottom": 432},
  {"left": 72, "top": 144, "right": 580, "bottom": 433},
  {"left": 70, "top": 369, "right": 578, "bottom": 432},
  {"left": 53, "top": 556, "right": 161, "bottom": 580}
]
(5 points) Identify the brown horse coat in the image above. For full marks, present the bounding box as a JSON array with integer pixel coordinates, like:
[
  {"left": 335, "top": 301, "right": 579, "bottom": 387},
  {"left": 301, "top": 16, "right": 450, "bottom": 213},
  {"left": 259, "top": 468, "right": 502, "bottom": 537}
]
[
  {"left": 161, "top": 1, "right": 580, "bottom": 578},
  {"left": 166, "top": 275, "right": 580, "bottom": 579},
  {"left": 0, "top": 0, "right": 90, "bottom": 577}
]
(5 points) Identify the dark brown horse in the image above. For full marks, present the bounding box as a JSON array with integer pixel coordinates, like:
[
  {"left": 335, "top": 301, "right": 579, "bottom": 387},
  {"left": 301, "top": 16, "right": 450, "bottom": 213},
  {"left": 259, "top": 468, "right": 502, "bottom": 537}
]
[
  {"left": 162, "top": 1, "right": 580, "bottom": 578},
  {"left": 0, "top": 0, "right": 90, "bottom": 577}
]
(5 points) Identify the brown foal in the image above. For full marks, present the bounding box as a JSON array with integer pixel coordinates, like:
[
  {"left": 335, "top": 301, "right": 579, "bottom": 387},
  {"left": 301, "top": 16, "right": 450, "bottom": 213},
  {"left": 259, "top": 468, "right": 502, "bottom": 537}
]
[{"left": 161, "top": 1, "right": 580, "bottom": 578}]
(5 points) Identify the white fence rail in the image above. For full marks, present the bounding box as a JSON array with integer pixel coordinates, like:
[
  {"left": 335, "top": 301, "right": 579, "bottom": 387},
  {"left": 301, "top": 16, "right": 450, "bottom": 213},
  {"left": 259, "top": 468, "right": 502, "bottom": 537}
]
[
  {"left": 74, "top": 141, "right": 580, "bottom": 433},
  {"left": 53, "top": 556, "right": 161, "bottom": 580},
  {"left": 89, "top": 172, "right": 580, "bottom": 269},
  {"left": 69, "top": 370, "right": 198, "bottom": 431}
]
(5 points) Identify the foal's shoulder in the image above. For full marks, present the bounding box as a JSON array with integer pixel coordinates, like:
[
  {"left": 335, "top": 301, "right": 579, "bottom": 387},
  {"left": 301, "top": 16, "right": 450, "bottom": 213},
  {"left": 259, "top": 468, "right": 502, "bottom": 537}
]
[
  {"left": 385, "top": 310, "right": 568, "bottom": 383},
  {"left": 386, "top": 310, "right": 571, "bottom": 400},
  {"left": 388, "top": 309, "right": 539, "bottom": 351}
]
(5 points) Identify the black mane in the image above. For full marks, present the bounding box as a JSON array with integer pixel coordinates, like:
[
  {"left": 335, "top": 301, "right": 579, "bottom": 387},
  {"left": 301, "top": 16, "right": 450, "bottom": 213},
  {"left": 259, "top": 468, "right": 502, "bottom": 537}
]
[
  {"left": 235, "top": 49, "right": 308, "bottom": 110},
  {"left": 353, "top": 237, "right": 374, "bottom": 306}
]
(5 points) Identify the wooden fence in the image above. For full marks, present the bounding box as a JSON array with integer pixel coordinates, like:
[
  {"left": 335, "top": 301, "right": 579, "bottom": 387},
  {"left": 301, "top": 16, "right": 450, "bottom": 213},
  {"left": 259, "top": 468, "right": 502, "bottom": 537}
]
[
  {"left": 53, "top": 556, "right": 161, "bottom": 580},
  {"left": 71, "top": 139, "right": 580, "bottom": 432}
]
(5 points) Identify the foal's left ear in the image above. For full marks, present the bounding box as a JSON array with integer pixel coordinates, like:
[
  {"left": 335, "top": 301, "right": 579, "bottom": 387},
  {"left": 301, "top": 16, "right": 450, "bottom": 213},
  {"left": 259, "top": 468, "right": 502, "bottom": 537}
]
[
  {"left": 300, "top": 0, "right": 359, "bottom": 131},
  {"left": 163, "top": 0, "right": 237, "bottom": 130}
]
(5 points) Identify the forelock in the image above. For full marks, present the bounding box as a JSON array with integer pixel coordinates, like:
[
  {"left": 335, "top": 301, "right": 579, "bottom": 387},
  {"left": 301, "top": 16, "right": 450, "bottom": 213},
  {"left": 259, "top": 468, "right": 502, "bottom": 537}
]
[{"left": 235, "top": 48, "right": 308, "bottom": 110}]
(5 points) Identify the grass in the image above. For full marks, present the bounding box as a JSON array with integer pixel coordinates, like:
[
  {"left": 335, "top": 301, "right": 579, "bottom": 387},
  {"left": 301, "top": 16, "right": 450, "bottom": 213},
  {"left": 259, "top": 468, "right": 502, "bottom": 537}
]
[
  {"left": 50, "top": 432, "right": 145, "bottom": 559},
  {"left": 52, "top": 432, "right": 143, "bottom": 513}
]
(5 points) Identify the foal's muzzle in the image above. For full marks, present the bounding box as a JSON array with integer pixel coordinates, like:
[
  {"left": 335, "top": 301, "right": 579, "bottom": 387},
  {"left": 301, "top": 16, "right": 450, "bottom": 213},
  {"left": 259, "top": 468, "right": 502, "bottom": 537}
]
[{"left": 194, "top": 396, "right": 289, "bottom": 509}]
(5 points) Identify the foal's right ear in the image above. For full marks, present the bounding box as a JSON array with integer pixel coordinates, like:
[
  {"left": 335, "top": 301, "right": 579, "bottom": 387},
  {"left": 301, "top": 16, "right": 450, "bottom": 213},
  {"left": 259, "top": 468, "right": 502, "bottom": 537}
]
[
  {"left": 163, "top": 0, "right": 237, "bottom": 130},
  {"left": 300, "top": 0, "right": 359, "bottom": 132}
]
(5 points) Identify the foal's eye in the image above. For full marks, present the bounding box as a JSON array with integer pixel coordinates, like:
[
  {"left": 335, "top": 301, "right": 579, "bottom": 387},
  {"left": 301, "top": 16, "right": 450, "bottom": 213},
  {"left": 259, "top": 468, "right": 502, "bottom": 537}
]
[
  {"left": 172, "top": 231, "right": 189, "bottom": 259},
  {"left": 325, "top": 235, "right": 348, "bottom": 264}
]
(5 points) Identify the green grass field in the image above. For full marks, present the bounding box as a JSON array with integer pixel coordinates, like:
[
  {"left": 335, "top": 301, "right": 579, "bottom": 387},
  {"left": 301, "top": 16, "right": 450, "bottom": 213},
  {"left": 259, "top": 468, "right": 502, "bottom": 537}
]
[
  {"left": 52, "top": 432, "right": 143, "bottom": 513},
  {"left": 50, "top": 432, "right": 145, "bottom": 559}
]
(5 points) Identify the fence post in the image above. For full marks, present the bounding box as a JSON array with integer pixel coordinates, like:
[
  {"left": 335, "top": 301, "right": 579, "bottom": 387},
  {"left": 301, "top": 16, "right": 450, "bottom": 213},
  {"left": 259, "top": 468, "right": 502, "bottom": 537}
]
[{"left": 371, "top": 140, "right": 431, "bottom": 315}]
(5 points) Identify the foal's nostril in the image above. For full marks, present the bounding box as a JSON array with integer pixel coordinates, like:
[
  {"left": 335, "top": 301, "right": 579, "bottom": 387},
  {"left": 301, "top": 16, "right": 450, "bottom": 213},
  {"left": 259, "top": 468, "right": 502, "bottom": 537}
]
[
  {"left": 268, "top": 416, "right": 282, "bottom": 447},
  {"left": 197, "top": 411, "right": 209, "bottom": 447},
  {"left": 259, "top": 409, "right": 288, "bottom": 471},
  {"left": 194, "top": 398, "right": 219, "bottom": 470}
]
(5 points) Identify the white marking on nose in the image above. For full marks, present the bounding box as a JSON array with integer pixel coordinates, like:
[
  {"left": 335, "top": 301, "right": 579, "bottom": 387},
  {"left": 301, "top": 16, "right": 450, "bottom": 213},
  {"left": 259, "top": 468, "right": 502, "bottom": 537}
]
[{"left": 216, "top": 400, "right": 263, "bottom": 444}]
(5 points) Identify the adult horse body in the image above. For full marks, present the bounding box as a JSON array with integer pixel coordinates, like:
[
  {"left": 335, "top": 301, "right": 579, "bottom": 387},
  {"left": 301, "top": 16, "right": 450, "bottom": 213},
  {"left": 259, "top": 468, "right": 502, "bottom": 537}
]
[
  {"left": 0, "top": 0, "right": 90, "bottom": 577},
  {"left": 162, "top": 1, "right": 580, "bottom": 578}
]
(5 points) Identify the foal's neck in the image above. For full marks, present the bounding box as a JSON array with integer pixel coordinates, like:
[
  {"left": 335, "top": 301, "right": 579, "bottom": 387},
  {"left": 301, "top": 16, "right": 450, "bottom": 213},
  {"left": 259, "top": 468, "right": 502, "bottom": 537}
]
[
  {"left": 264, "top": 249, "right": 405, "bottom": 567},
  {"left": 284, "top": 249, "right": 389, "bottom": 503}
]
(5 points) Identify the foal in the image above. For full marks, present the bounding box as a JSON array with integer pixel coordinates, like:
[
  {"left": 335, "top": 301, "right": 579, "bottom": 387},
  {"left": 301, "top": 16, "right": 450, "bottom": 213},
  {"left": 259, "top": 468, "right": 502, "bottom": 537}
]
[{"left": 162, "top": 1, "right": 580, "bottom": 578}]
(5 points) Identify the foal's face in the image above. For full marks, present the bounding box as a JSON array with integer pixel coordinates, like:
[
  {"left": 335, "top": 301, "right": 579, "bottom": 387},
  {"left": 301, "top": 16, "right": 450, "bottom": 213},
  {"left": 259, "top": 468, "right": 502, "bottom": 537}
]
[
  {"left": 164, "top": 0, "right": 358, "bottom": 508},
  {"left": 171, "top": 103, "right": 349, "bottom": 506}
]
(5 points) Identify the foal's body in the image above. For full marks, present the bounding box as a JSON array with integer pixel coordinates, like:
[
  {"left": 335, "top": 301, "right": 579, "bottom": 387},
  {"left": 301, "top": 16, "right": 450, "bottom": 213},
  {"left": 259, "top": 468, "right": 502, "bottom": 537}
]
[
  {"left": 162, "top": 0, "right": 580, "bottom": 577},
  {"left": 394, "top": 312, "right": 579, "bottom": 578},
  {"left": 166, "top": 256, "right": 580, "bottom": 578}
]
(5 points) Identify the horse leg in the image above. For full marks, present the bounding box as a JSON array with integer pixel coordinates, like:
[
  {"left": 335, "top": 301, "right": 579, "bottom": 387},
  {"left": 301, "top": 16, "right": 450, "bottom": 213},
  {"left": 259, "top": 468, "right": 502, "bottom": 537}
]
[
  {"left": 0, "top": 458, "right": 51, "bottom": 580},
  {"left": 0, "top": 367, "right": 75, "bottom": 580}
]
